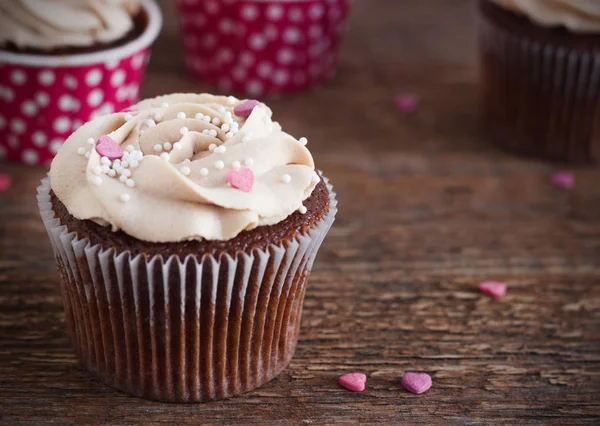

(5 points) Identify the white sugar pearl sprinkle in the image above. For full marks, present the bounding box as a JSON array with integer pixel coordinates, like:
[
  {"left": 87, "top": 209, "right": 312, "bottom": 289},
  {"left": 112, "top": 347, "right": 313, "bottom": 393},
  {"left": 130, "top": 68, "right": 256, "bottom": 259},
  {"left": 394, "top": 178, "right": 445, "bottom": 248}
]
[
  {"left": 146, "top": 119, "right": 156, "bottom": 127},
  {"left": 180, "top": 127, "right": 189, "bottom": 135},
  {"left": 77, "top": 147, "right": 86, "bottom": 156},
  {"left": 121, "top": 161, "right": 129, "bottom": 169},
  {"left": 209, "top": 129, "right": 218, "bottom": 137},
  {"left": 215, "top": 145, "right": 226, "bottom": 154},
  {"left": 218, "top": 106, "right": 226, "bottom": 113},
  {"left": 126, "top": 179, "right": 135, "bottom": 188},
  {"left": 101, "top": 165, "right": 110, "bottom": 174},
  {"left": 101, "top": 156, "right": 111, "bottom": 165},
  {"left": 177, "top": 112, "right": 187, "bottom": 120},
  {"left": 226, "top": 132, "right": 234, "bottom": 139},
  {"left": 119, "top": 175, "right": 128, "bottom": 183},
  {"left": 232, "top": 161, "right": 241, "bottom": 169},
  {"left": 244, "top": 158, "right": 254, "bottom": 166},
  {"left": 124, "top": 113, "right": 133, "bottom": 121},
  {"left": 92, "top": 166, "right": 102, "bottom": 175},
  {"left": 107, "top": 170, "right": 117, "bottom": 178},
  {"left": 281, "top": 174, "right": 292, "bottom": 184},
  {"left": 195, "top": 113, "right": 204, "bottom": 120},
  {"left": 181, "top": 166, "right": 191, "bottom": 176},
  {"left": 122, "top": 169, "right": 132, "bottom": 178},
  {"left": 173, "top": 142, "right": 182, "bottom": 150},
  {"left": 299, "top": 137, "right": 308, "bottom": 146},
  {"left": 225, "top": 111, "right": 233, "bottom": 119},
  {"left": 227, "top": 96, "right": 237, "bottom": 104},
  {"left": 221, "top": 123, "right": 230, "bottom": 132},
  {"left": 202, "top": 115, "right": 211, "bottom": 123},
  {"left": 298, "top": 205, "right": 307, "bottom": 214},
  {"left": 154, "top": 144, "right": 163, "bottom": 153},
  {"left": 214, "top": 160, "right": 225, "bottom": 170},
  {"left": 209, "top": 143, "right": 217, "bottom": 152},
  {"left": 212, "top": 118, "right": 221, "bottom": 126},
  {"left": 160, "top": 153, "right": 170, "bottom": 162},
  {"left": 203, "top": 129, "right": 210, "bottom": 135},
  {"left": 120, "top": 193, "right": 131, "bottom": 203},
  {"left": 113, "top": 159, "right": 121, "bottom": 166},
  {"left": 154, "top": 112, "right": 163, "bottom": 122},
  {"left": 91, "top": 176, "right": 103, "bottom": 186},
  {"left": 87, "top": 138, "right": 96, "bottom": 145},
  {"left": 163, "top": 142, "right": 172, "bottom": 151},
  {"left": 126, "top": 145, "right": 135, "bottom": 152},
  {"left": 85, "top": 152, "right": 90, "bottom": 159},
  {"left": 200, "top": 167, "right": 209, "bottom": 176},
  {"left": 129, "top": 160, "right": 139, "bottom": 169}
]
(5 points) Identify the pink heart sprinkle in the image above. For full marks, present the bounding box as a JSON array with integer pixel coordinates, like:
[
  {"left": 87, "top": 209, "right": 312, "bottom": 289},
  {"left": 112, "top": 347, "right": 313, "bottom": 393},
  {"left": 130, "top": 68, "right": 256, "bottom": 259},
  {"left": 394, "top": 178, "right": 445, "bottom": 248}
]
[
  {"left": 339, "top": 373, "right": 367, "bottom": 392},
  {"left": 227, "top": 167, "right": 254, "bottom": 192},
  {"left": 234, "top": 99, "right": 261, "bottom": 117},
  {"left": 0, "top": 174, "right": 12, "bottom": 192},
  {"left": 550, "top": 171, "right": 574, "bottom": 189},
  {"left": 395, "top": 93, "right": 420, "bottom": 112},
  {"left": 95, "top": 135, "right": 124, "bottom": 160},
  {"left": 479, "top": 281, "right": 507, "bottom": 299},
  {"left": 401, "top": 372, "right": 432, "bottom": 395}
]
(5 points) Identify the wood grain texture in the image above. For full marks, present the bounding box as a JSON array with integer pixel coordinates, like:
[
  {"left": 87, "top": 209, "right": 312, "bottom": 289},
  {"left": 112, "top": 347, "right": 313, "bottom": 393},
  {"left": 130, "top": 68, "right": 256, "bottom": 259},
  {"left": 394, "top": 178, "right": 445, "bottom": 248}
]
[{"left": 1, "top": 0, "right": 600, "bottom": 424}]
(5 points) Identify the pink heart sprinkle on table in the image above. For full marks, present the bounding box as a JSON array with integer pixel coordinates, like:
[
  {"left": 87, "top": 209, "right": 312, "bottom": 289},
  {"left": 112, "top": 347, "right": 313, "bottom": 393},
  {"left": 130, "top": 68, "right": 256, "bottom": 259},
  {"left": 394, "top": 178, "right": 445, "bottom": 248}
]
[
  {"left": 479, "top": 281, "right": 507, "bottom": 299},
  {"left": 401, "top": 372, "right": 432, "bottom": 395},
  {"left": 395, "top": 93, "right": 420, "bottom": 112},
  {"left": 550, "top": 171, "right": 575, "bottom": 189},
  {"left": 227, "top": 168, "right": 254, "bottom": 192},
  {"left": 234, "top": 99, "right": 261, "bottom": 117},
  {"left": 0, "top": 174, "right": 12, "bottom": 192},
  {"left": 95, "top": 135, "right": 124, "bottom": 160},
  {"left": 339, "top": 373, "right": 367, "bottom": 392}
]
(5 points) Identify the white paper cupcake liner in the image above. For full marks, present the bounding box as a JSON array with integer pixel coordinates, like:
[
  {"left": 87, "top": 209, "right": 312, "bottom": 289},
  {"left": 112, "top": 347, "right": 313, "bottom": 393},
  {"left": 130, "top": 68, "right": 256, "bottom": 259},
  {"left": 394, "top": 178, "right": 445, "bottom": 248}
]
[{"left": 37, "top": 174, "right": 337, "bottom": 402}]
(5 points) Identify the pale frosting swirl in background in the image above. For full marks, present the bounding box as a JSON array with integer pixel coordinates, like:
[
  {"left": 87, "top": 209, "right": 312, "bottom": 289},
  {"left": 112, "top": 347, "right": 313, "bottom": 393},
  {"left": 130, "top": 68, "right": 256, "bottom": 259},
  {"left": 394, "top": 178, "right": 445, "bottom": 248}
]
[
  {"left": 49, "top": 94, "right": 319, "bottom": 243},
  {"left": 0, "top": 0, "right": 141, "bottom": 50},
  {"left": 490, "top": 0, "right": 600, "bottom": 33}
]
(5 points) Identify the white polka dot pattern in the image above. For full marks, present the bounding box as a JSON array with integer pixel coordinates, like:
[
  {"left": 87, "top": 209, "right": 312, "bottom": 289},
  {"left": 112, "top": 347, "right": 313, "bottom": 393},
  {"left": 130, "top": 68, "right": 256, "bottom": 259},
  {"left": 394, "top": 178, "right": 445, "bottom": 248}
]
[
  {"left": 0, "top": 46, "right": 152, "bottom": 165},
  {"left": 175, "top": 0, "right": 351, "bottom": 97}
]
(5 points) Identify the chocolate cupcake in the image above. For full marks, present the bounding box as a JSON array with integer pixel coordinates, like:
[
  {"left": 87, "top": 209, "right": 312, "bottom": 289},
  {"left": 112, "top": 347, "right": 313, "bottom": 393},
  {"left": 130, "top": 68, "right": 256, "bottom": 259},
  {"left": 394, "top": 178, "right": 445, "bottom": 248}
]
[
  {"left": 37, "top": 94, "right": 337, "bottom": 402},
  {"left": 0, "top": 0, "right": 162, "bottom": 166},
  {"left": 479, "top": 0, "right": 600, "bottom": 163}
]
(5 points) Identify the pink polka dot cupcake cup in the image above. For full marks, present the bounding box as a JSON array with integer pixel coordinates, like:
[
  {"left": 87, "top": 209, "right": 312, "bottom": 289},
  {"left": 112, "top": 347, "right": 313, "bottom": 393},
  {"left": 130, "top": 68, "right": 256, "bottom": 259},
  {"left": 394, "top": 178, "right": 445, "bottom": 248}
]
[
  {"left": 175, "top": 0, "right": 352, "bottom": 97},
  {"left": 0, "top": 0, "right": 162, "bottom": 166}
]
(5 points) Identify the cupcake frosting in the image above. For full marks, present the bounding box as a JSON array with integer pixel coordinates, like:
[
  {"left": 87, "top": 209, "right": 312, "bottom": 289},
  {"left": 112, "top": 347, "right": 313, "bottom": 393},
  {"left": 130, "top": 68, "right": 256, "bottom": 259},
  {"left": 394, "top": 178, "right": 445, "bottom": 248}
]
[
  {"left": 490, "top": 0, "right": 600, "bottom": 32},
  {"left": 0, "top": 0, "right": 141, "bottom": 51},
  {"left": 49, "top": 94, "right": 320, "bottom": 243}
]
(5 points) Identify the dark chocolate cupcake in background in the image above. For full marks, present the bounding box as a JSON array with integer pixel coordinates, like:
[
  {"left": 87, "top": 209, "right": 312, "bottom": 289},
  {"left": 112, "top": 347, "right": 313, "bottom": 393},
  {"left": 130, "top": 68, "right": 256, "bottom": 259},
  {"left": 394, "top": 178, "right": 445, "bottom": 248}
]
[
  {"left": 478, "top": 0, "right": 600, "bottom": 163},
  {"left": 38, "top": 93, "right": 337, "bottom": 402}
]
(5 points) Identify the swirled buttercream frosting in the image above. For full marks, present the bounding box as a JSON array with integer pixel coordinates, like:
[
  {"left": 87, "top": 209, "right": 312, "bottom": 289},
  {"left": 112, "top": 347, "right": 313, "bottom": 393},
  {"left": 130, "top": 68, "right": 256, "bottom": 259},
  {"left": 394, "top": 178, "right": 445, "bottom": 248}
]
[
  {"left": 490, "top": 0, "right": 600, "bottom": 33},
  {"left": 0, "top": 0, "right": 141, "bottom": 50},
  {"left": 49, "top": 94, "right": 320, "bottom": 243}
]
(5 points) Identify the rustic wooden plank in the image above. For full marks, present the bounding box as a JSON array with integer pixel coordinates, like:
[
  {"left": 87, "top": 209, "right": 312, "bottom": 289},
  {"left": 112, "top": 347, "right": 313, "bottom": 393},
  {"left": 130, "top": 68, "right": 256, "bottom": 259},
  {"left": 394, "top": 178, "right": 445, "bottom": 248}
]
[{"left": 1, "top": 0, "right": 599, "bottom": 424}]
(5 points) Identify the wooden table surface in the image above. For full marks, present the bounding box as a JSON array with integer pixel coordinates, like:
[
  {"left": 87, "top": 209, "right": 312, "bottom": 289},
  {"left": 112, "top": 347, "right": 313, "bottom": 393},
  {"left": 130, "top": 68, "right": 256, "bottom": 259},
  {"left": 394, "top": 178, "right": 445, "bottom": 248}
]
[{"left": 2, "top": 0, "right": 600, "bottom": 424}]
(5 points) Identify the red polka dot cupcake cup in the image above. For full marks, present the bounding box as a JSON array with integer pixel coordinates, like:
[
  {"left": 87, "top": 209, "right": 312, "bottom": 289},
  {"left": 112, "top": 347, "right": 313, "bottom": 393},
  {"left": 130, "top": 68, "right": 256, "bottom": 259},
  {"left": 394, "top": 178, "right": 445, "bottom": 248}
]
[
  {"left": 0, "top": 0, "right": 162, "bottom": 166},
  {"left": 175, "top": 0, "right": 352, "bottom": 97}
]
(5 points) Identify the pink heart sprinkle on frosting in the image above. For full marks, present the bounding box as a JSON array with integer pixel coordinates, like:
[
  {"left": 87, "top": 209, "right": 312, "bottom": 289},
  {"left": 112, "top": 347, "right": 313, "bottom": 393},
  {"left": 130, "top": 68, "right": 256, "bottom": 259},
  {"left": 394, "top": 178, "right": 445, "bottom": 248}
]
[
  {"left": 395, "top": 93, "right": 420, "bottom": 112},
  {"left": 95, "top": 135, "right": 124, "bottom": 160},
  {"left": 401, "top": 372, "right": 432, "bottom": 395},
  {"left": 479, "top": 281, "right": 507, "bottom": 299},
  {"left": 550, "top": 171, "right": 575, "bottom": 189},
  {"left": 234, "top": 99, "right": 261, "bottom": 117},
  {"left": 227, "top": 168, "right": 254, "bottom": 192},
  {"left": 339, "top": 373, "right": 367, "bottom": 392},
  {"left": 0, "top": 174, "right": 12, "bottom": 192}
]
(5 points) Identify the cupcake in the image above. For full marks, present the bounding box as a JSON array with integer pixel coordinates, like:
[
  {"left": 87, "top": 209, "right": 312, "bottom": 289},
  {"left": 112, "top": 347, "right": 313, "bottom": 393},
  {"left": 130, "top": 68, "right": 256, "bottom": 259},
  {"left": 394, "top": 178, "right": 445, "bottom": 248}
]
[
  {"left": 479, "top": 0, "right": 600, "bottom": 163},
  {"left": 0, "top": 0, "right": 162, "bottom": 166},
  {"left": 37, "top": 93, "right": 337, "bottom": 402},
  {"left": 174, "top": 0, "right": 352, "bottom": 97}
]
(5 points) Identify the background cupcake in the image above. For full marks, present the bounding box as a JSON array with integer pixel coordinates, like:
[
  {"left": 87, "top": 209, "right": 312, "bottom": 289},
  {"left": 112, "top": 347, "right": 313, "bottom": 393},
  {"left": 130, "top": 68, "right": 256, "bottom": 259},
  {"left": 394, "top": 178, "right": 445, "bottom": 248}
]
[
  {"left": 174, "top": 0, "right": 352, "bottom": 97},
  {"left": 38, "top": 93, "right": 337, "bottom": 402},
  {"left": 0, "top": 0, "right": 162, "bottom": 166},
  {"left": 479, "top": 0, "right": 600, "bottom": 163}
]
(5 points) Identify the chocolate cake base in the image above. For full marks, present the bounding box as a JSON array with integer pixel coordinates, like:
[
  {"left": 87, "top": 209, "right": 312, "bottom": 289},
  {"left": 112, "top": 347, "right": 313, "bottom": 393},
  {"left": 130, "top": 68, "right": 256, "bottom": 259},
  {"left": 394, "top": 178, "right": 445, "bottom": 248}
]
[
  {"left": 479, "top": 0, "right": 600, "bottom": 163},
  {"left": 1, "top": 10, "right": 148, "bottom": 56},
  {"left": 40, "top": 177, "right": 336, "bottom": 402}
]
